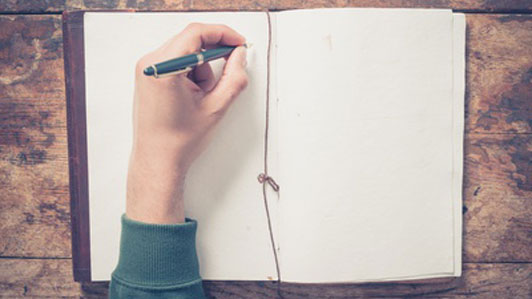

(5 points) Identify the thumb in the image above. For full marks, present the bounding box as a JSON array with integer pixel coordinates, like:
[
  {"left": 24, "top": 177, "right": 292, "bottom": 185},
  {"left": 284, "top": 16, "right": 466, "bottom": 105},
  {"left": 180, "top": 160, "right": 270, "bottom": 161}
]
[{"left": 202, "top": 46, "right": 248, "bottom": 115}]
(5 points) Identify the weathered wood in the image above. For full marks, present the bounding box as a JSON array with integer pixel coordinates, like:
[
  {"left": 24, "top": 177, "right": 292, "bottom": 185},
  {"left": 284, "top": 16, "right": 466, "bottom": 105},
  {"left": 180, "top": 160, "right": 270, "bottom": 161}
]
[
  {"left": 0, "top": 12, "right": 531, "bottom": 298},
  {"left": 0, "top": 15, "right": 71, "bottom": 258},
  {"left": 0, "top": 258, "right": 529, "bottom": 297},
  {"left": 0, "top": 259, "right": 80, "bottom": 297},
  {"left": 463, "top": 134, "right": 532, "bottom": 262},
  {"left": 0, "top": 0, "right": 66, "bottom": 13},
  {"left": 268, "top": 0, "right": 532, "bottom": 12},
  {"left": 466, "top": 15, "right": 532, "bottom": 134},
  {"left": 76, "top": 263, "right": 532, "bottom": 298},
  {"left": 0, "top": 0, "right": 532, "bottom": 13},
  {"left": 66, "top": 0, "right": 187, "bottom": 11}
]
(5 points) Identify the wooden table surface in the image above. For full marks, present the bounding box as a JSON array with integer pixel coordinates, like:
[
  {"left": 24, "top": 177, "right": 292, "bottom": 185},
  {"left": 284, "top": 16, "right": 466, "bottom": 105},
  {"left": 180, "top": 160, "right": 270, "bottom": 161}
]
[{"left": 0, "top": 1, "right": 530, "bottom": 298}]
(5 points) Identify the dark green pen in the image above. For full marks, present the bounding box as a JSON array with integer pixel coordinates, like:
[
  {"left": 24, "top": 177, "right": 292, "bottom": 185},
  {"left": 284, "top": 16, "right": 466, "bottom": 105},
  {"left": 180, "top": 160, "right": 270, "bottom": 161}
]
[{"left": 143, "top": 44, "right": 250, "bottom": 78}]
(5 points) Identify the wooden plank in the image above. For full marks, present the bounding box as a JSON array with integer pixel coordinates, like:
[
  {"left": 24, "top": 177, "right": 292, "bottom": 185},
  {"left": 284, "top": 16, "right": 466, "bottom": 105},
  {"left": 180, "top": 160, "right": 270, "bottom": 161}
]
[
  {"left": 0, "top": 258, "right": 529, "bottom": 297},
  {"left": 66, "top": 0, "right": 187, "bottom": 11},
  {"left": 0, "top": 15, "right": 71, "bottom": 258},
  {"left": 0, "top": 11, "right": 530, "bottom": 299},
  {"left": 0, "top": 259, "right": 80, "bottom": 297},
  {"left": 466, "top": 15, "right": 532, "bottom": 134},
  {"left": 463, "top": 134, "right": 532, "bottom": 262},
  {"left": 0, "top": 0, "right": 66, "bottom": 13},
  {"left": 0, "top": 0, "right": 531, "bottom": 13},
  {"left": 75, "top": 263, "right": 531, "bottom": 298},
  {"left": 267, "top": 0, "right": 532, "bottom": 12}
]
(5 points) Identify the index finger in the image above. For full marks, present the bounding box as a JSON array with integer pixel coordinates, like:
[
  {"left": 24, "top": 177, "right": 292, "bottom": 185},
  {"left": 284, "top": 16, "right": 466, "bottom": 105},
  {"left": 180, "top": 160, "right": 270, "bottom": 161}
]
[{"left": 163, "top": 23, "right": 246, "bottom": 57}]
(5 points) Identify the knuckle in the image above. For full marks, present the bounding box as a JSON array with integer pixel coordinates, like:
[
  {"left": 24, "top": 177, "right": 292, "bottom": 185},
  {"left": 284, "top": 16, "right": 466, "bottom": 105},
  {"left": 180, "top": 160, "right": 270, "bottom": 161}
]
[
  {"left": 218, "top": 24, "right": 231, "bottom": 31},
  {"left": 203, "top": 101, "right": 228, "bottom": 120},
  {"left": 218, "top": 72, "right": 248, "bottom": 103},
  {"left": 235, "top": 72, "right": 249, "bottom": 90},
  {"left": 210, "top": 107, "right": 227, "bottom": 119},
  {"left": 185, "top": 22, "right": 202, "bottom": 32}
]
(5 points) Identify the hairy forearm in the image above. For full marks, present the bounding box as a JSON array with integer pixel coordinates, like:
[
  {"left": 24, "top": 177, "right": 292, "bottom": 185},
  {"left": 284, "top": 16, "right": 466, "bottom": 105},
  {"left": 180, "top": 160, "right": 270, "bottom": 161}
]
[{"left": 126, "top": 149, "right": 187, "bottom": 224}]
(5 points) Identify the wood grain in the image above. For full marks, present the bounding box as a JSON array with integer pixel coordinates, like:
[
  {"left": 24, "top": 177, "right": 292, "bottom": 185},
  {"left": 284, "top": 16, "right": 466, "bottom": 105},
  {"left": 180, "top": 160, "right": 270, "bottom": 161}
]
[
  {"left": 466, "top": 15, "right": 532, "bottom": 134},
  {"left": 2, "top": 259, "right": 530, "bottom": 297},
  {"left": 464, "top": 134, "right": 532, "bottom": 262},
  {"left": 0, "top": 15, "right": 71, "bottom": 258},
  {"left": 0, "top": 0, "right": 66, "bottom": 13},
  {"left": 268, "top": 0, "right": 532, "bottom": 12},
  {"left": 0, "top": 0, "right": 531, "bottom": 13},
  {"left": 0, "top": 259, "right": 80, "bottom": 297},
  {"left": 0, "top": 10, "right": 530, "bottom": 299}
]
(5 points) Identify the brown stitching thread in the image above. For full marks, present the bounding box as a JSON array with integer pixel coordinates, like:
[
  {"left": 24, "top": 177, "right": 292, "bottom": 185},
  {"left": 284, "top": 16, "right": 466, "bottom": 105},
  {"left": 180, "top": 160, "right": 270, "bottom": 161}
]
[
  {"left": 258, "top": 173, "right": 280, "bottom": 192},
  {"left": 258, "top": 10, "right": 282, "bottom": 296}
]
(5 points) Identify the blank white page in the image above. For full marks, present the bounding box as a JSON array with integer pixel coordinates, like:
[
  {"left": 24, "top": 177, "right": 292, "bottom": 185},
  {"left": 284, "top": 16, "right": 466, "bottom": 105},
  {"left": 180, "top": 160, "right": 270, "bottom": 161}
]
[
  {"left": 275, "top": 8, "right": 458, "bottom": 282},
  {"left": 84, "top": 12, "right": 278, "bottom": 281}
]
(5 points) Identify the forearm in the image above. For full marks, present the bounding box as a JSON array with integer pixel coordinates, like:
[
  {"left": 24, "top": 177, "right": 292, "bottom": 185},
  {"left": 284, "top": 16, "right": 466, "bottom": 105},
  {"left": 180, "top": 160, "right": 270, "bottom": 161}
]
[
  {"left": 126, "top": 148, "right": 187, "bottom": 224},
  {"left": 113, "top": 149, "right": 201, "bottom": 298}
]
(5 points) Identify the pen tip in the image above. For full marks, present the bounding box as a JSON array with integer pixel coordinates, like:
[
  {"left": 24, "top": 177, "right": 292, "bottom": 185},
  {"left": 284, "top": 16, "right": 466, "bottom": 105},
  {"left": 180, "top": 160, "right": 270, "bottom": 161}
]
[
  {"left": 143, "top": 66, "right": 154, "bottom": 76},
  {"left": 244, "top": 43, "right": 253, "bottom": 49}
]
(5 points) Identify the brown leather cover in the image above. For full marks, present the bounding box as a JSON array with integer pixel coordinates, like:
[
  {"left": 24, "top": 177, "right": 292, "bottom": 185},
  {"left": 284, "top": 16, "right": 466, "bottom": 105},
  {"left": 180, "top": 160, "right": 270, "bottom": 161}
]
[{"left": 63, "top": 10, "right": 91, "bottom": 282}]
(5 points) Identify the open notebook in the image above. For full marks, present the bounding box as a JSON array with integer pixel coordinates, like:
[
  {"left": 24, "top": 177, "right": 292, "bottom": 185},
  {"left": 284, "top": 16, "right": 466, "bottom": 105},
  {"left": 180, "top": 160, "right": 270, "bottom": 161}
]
[{"left": 63, "top": 8, "right": 465, "bottom": 283}]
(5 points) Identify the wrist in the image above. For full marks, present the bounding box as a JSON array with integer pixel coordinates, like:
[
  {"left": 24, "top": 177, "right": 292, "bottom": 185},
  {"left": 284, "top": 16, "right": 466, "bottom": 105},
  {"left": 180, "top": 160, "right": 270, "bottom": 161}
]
[{"left": 126, "top": 148, "right": 188, "bottom": 224}]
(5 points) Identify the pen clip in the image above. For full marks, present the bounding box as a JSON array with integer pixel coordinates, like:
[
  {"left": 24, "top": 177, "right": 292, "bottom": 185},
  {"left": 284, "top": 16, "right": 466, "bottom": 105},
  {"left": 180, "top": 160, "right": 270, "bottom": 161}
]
[{"left": 152, "top": 66, "right": 193, "bottom": 79}]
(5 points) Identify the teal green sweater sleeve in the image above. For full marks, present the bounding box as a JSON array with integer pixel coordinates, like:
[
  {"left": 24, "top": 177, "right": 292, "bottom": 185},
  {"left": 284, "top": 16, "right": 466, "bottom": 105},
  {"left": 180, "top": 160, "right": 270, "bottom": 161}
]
[{"left": 109, "top": 214, "right": 205, "bottom": 298}]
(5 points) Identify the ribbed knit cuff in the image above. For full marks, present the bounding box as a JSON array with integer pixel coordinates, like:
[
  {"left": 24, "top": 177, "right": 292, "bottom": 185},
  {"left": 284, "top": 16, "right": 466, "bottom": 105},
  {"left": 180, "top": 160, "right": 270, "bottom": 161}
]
[{"left": 112, "top": 214, "right": 202, "bottom": 289}]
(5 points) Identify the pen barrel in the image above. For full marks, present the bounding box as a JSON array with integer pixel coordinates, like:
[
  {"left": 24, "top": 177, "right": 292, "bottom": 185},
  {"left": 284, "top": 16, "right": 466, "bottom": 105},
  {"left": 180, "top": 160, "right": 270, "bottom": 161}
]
[
  {"left": 151, "top": 46, "right": 236, "bottom": 75},
  {"left": 152, "top": 54, "right": 198, "bottom": 75},
  {"left": 202, "top": 46, "right": 236, "bottom": 61}
]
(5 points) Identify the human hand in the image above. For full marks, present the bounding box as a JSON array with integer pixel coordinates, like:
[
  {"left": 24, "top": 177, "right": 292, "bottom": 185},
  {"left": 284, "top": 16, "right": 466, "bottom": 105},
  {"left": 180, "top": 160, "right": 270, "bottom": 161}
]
[{"left": 126, "top": 23, "right": 248, "bottom": 224}]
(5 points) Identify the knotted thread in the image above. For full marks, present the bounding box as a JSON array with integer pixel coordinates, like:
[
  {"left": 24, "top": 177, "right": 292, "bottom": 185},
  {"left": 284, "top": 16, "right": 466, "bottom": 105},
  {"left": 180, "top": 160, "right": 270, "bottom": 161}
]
[{"left": 258, "top": 173, "right": 280, "bottom": 192}]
